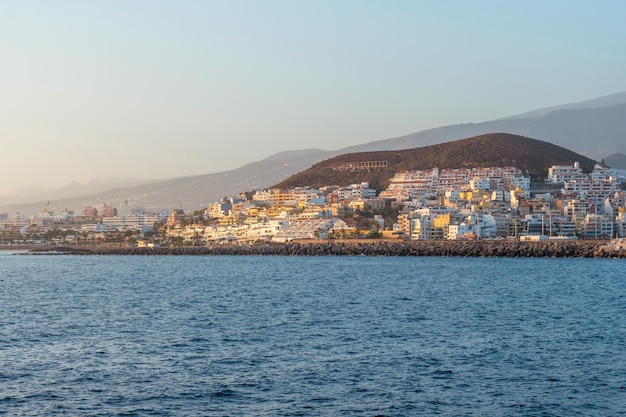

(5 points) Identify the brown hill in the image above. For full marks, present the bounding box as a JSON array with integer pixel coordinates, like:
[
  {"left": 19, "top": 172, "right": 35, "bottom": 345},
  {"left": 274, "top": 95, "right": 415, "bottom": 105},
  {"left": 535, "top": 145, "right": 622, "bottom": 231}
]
[{"left": 273, "top": 133, "right": 597, "bottom": 191}]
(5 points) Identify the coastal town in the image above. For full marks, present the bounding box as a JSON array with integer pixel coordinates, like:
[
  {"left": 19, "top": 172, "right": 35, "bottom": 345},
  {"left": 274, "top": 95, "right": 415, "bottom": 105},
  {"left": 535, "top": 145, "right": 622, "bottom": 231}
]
[{"left": 2, "top": 162, "right": 626, "bottom": 247}]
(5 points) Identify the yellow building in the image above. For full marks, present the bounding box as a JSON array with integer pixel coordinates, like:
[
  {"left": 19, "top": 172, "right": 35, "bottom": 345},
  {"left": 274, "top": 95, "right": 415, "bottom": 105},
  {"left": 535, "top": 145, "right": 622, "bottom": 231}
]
[
  {"left": 348, "top": 200, "right": 366, "bottom": 211},
  {"left": 269, "top": 189, "right": 297, "bottom": 206},
  {"left": 432, "top": 213, "right": 451, "bottom": 240}
]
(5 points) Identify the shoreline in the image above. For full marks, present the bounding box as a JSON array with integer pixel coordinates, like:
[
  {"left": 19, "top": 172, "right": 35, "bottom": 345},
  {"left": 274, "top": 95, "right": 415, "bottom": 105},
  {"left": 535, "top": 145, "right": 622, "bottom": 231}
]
[{"left": 6, "top": 239, "right": 625, "bottom": 258}]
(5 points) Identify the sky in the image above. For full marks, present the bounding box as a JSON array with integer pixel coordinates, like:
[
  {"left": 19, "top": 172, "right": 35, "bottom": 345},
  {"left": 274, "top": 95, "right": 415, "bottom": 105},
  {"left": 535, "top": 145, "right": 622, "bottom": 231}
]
[{"left": 1, "top": 0, "right": 626, "bottom": 197}]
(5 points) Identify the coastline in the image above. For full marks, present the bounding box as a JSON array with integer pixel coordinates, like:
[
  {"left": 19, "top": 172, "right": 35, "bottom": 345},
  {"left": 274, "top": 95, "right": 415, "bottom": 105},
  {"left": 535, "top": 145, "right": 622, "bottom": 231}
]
[{"left": 6, "top": 239, "right": 626, "bottom": 258}]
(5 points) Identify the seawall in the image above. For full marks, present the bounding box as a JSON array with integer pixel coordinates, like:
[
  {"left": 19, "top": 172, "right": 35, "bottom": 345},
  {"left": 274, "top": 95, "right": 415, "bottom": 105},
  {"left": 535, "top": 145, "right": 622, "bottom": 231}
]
[{"left": 20, "top": 240, "right": 626, "bottom": 258}]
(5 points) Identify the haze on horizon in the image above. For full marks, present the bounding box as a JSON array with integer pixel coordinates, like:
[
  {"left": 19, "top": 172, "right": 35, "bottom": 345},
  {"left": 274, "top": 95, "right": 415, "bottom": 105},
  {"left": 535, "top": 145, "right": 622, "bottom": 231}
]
[{"left": 1, "top": 0, "right": 625, "bottom": 198}]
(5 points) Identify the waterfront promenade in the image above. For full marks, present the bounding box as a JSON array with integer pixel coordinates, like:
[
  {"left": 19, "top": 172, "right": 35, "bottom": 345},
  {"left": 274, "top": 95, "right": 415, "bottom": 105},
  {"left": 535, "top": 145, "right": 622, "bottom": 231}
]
[{"left": 7, "top": 239, "right": 626, "bottom": 258}]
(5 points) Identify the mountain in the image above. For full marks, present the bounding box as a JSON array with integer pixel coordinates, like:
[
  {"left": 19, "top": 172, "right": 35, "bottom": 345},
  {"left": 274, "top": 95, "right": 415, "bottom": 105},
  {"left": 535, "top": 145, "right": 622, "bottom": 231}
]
[
  {"left": 2, "top": 91, "right": 624, "bottom": 215},
  {"left": 604, "top": 153, "right": 626, "bottom": 170},
  {"left": 0, "top": 177, "right": 153, "bottom": 206},
  {"left": 274, "top": 133, "right": 597, "bottom": 191},
  {"left": 0, "top": 149, "right": 333, "bottom": 215},
  {"left": 339, "top": 101, "right": 626, "bottom": 161},
  {"left": 498, "top": 91, "right": 626, "bottom": 120}
]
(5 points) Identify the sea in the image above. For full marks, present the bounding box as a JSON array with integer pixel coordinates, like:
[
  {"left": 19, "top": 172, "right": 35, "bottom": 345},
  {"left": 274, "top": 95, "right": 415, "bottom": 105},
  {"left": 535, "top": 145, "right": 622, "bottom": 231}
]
[{"left": 1, "top": 252, "right": 625, "bottom": 416}]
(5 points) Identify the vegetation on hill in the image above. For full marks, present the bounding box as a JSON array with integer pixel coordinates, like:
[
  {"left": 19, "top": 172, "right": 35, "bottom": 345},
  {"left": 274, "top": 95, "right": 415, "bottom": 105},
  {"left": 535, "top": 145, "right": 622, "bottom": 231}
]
[{"left": 273, "top": 133, "right": 598, "bottom": 191}]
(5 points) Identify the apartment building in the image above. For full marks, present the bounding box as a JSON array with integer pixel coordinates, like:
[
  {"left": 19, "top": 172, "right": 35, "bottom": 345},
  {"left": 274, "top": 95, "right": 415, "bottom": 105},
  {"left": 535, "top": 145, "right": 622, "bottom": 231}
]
[
  {"left": 547, "top": 162, "right": 587, "bottom": 183},
  {"left": 580, "top": 214, "right": 614, "bottom": 239},
  {"left": 562, "top": 178, "right": 618, "bottom": 204}
]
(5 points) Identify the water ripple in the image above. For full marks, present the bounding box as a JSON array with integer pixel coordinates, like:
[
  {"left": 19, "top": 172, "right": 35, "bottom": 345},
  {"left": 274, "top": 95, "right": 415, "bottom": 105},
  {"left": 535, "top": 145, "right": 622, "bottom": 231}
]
[{"left": 0, "top": 256, "right": 624, "bottom": 415}]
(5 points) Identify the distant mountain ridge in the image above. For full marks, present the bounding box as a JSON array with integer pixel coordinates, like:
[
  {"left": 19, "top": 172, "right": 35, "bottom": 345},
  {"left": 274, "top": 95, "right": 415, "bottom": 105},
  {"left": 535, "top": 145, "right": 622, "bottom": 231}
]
[
  {"left": 497, "top": 91, "right": 626, "bottom": 120},
  {"left": 338, "top": 102, "right": 626, "bottom": 160},
  {"left": 2, "top": 91, "right": 625, "bottom": 215},
  {"left": 274, "top": 133, "right": 597, "bottom": 191},
  {"left": 0, "top": 177, "right": 153, "bottom": 206},
  {"left": 604, "top": 153, "right": 626, "bottom": 170},
  {"left": 0, "top": 149, "right": 333, "bottom": 215}
]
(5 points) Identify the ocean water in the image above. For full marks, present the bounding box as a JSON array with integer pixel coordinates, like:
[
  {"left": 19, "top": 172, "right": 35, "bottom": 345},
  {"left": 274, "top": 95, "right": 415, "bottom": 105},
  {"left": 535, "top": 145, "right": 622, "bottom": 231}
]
[{"left": 1, "top": 252, "right": 625, "bottom": 416}]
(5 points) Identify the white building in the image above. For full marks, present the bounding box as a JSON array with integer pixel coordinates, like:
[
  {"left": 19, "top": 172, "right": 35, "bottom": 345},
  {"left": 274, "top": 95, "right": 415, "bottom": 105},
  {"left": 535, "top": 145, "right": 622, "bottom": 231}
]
[
  {"left": 0, "top": 214, "right": 29, "bottom": 228},
  {"left": 81, "top": 223, "right": 110, "bottom": 232},
  {"left": 272, "top": 218, "right": 339, "bottom": 242},
  {"left": 562, "top": 178, "right": 618, "bottom": 204},
  {"left": 401, "top": 207, "right": 451, "bottom": 240},
  {"left": 469, "top": 177, "right": 491, "bottom": 191},
  {"left": 102, "top": 212, "right": 164, "bottom": 232},
  {"left": 547, "top": 162, "right": 587, "bottom": 183},
  {"left": 466, "top": 212, "right": 497, "bottom": 239},
  {"left": 337, "top": 183, "right": 377, "bottom": 200},
  {"left": 447, "top": 223, "right": 470, "bottom": 240},
  {"left": 615, "top": 211, "right": 626, "bottom": 238},
  {"left": 580, "top": 214, "right": 613, "bottom": 239}
]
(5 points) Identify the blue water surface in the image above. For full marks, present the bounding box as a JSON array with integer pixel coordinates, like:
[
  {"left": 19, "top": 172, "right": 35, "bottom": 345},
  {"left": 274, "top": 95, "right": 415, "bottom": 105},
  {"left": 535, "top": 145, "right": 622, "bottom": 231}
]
[{"left": 1, "top": 253, "right": 625, "bottom": 416}]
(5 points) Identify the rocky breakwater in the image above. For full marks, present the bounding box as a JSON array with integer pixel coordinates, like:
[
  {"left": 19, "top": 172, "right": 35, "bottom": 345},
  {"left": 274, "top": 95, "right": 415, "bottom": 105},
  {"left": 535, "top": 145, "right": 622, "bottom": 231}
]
[{"left": 29, "top": 240, "right": 626, "bottom": 258}]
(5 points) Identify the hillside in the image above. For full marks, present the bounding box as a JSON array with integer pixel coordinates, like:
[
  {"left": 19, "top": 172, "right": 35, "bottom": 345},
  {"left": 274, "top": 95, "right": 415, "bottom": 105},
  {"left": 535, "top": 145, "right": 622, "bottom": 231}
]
[
  {"left": 3, "top": 91, "right": 623, "bottom": 215},
  {"left": 274, "top": 133, "right": 597, "bottom": 191},
  {"left": 0, "top": 149, "right": 333, "bottom": 215},
  {"left": 605, "top": 153, "right": 626, "bottom": 170},
  {"left": 339, "top": 100, "right": 626, "bottom": 161}
]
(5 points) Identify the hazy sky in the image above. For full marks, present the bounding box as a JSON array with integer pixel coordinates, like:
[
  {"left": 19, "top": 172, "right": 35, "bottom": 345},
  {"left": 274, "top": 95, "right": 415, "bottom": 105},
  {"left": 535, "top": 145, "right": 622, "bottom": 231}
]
[{"left": 1, "top": 0, "right": 625, "bottom": 196}]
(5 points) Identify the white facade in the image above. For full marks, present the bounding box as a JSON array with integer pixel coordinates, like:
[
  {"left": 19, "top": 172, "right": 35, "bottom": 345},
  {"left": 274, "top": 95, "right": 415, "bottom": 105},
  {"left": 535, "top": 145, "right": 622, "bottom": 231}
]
[
  {"left": 466, "top": 213, "right": 497, "bottom": 238},
  {"left": 469, "top": 177, "right": 491, "bottom": 191},
  {"left": 510, "top": 176, "right": 531, "bottom": 190},
  {"left": 385, "top": 166, "right": 528, "bottom": 198},
  {"left": 0, "top": 215, "right": 29, "bottom": 227},
  {"left": 81, "top": 223, "right": 109, "bottom": 232},
  {"left": 102, "top": 213, "right": 163, "bottom": 231},
  {"left": 272, "top": 218, "right": 338, "bottom": 242},
  {"left": 580, "top": 214, "right": 614, "bottom": 239},
  {"left": 548, "top": 162, "right": 587, "bottom": 183},
  {"left": 447, "top": 223, "right": 470, "bottom": 240},
  {"left": 562, "top": 178, "right": 618, "bottom": 204}
]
